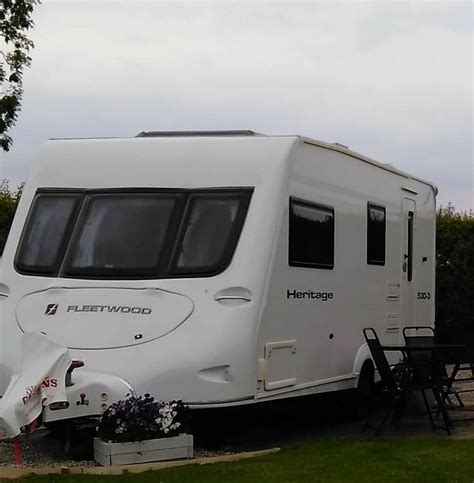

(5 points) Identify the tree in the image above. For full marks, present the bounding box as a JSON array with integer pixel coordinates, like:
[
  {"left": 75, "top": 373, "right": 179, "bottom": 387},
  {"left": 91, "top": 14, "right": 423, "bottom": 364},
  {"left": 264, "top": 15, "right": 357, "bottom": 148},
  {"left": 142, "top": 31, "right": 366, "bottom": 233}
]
[{"left": 0, "top": 0, "right": 41, "bottom": 152}]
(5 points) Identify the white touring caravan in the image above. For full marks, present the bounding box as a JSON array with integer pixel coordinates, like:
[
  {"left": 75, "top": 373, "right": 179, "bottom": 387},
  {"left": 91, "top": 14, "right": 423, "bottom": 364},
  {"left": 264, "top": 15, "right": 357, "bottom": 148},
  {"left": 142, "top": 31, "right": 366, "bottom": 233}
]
[{"left": 0, "top": 131, "right": 436, "bottom": 425}]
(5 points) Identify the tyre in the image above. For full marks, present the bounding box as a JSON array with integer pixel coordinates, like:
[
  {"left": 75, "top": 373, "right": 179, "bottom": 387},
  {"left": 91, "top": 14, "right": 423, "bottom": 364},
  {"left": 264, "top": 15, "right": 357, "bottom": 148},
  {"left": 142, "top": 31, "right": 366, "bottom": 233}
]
[{"left": 355, "top": 361, "right": 375, "bottom": 420}]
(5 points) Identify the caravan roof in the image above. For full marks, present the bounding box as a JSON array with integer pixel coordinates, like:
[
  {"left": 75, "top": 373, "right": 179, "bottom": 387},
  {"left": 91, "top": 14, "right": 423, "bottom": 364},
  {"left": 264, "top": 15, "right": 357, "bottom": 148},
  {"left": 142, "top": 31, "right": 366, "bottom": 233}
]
[{"left": 42, "top": 130, "right": 436, "bottom": 193}]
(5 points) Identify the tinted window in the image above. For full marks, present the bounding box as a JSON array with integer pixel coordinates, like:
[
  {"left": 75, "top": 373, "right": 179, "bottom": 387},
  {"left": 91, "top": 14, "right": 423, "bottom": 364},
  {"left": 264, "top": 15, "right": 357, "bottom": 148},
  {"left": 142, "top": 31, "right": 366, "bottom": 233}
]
[
  {"left": 16, "top": 188, "right": 253, "bottom": 279},
  {"left": 289, "top": 198, "right": 334, "bottom": 269},
  {"left": 367, "top": 203, "right": 386, "bottom": 265},
  {"left": 170, "top": 193, "right": 250, "bottom": 274},
  {"left": 63, "top": 194, "right": 178, "bottom": 277},
  {"left": 15, "top": 194, "right": 81, "bottom": 274},
  {"left": 407, "top": 210, "right": 414, "bottom": 281}
]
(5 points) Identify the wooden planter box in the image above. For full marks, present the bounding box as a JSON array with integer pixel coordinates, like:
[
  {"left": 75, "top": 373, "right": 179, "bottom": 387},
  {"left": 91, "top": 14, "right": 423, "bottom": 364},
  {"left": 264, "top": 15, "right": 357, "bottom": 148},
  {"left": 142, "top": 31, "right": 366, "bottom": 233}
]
[{"left": 94, "top": 433, "right": 193, "bottom": 466}]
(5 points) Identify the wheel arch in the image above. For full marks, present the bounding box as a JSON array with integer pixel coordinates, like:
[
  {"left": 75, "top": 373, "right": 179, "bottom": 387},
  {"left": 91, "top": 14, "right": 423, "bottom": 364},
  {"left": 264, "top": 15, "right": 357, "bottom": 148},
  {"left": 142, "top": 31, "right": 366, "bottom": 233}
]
[{"left": 353, "top": 344, "right": 374, "bottom": 385}]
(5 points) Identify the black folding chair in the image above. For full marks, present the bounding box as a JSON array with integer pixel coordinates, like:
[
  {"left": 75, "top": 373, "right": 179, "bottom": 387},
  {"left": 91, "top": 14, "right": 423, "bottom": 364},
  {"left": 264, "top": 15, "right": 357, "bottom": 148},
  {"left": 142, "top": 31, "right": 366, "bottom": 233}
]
[
  {"left": 403, "top": 326, "right": 463, "bottom": 408},
  {"left": 403, "top": 326, "right": 435, "bottom": 349},
  {"left": 362, "top": 328, "right": 451, "bottom": 435},
  {"left": 436, "top": 325, "right": 474, "bottom": 404}
]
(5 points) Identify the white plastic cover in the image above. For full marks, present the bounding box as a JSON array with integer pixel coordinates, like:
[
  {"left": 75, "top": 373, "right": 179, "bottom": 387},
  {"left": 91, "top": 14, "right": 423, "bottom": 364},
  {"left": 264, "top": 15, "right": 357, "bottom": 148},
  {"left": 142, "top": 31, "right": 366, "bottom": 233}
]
[
  {"left": 0, "top": 332, "right": 72, "bottom": 437},
  {"left": 16, "top": 288, "right": 194, "bottom": 349}
]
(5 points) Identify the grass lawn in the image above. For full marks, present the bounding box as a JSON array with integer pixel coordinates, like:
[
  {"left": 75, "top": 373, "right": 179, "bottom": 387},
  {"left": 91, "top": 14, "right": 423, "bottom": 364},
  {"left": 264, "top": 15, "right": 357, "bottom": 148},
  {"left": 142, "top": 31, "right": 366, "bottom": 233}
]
[{"left": 20, "top": 437, "right": 474, "bottom": 482}]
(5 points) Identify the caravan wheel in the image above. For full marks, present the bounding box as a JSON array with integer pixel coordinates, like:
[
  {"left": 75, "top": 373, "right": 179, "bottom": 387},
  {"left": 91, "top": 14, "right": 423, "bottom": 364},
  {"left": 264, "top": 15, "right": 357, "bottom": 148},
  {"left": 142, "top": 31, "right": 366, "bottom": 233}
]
[{"left": 356, "top": 361, "right": 375, "bottom": 419}]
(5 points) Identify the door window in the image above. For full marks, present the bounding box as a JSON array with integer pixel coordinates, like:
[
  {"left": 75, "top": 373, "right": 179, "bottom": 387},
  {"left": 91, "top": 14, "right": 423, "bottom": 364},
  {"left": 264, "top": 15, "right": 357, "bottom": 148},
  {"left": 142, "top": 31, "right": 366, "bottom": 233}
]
[{"left": 407, "top": 211, "right": 414, "bottom": 281}]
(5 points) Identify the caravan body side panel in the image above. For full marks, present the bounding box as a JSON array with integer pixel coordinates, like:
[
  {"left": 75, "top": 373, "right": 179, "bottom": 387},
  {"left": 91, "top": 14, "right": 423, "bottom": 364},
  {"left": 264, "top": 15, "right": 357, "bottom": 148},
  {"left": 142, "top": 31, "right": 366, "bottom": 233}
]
[{"left": 256, "top": 140, "right": 436, "bottom": 400}]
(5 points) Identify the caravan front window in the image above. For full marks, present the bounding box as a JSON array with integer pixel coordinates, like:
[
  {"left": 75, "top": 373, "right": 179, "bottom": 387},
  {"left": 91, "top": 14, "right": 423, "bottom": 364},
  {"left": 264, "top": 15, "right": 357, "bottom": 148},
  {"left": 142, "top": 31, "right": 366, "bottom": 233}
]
[
  {"left": 63, "top": 194, "right": 178, "bottom": 277},
  {"left": 16, "top": 194, "right": 81, "bottom": 274},
  {"left": 170, "top": 193, "right": 249, "bottom": 274},
  {"left": 15, "top": 188, "right": 252, "bottom": 279}
]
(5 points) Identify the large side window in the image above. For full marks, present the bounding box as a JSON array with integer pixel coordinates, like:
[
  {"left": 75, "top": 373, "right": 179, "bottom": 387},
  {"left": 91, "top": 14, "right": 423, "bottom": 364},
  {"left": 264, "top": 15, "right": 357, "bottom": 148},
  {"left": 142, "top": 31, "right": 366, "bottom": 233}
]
[
  {"left": 289, "top": 198, "right": 335, "bottom": 269},
  {"left": 169, "top": 192, "right": 251, "bottom": 275},
  {"left": 15, "top": 193, "right": 82, "bottom": 274},
  {"left": 367, "top": 203, "right": 386, "bottom": 265}
]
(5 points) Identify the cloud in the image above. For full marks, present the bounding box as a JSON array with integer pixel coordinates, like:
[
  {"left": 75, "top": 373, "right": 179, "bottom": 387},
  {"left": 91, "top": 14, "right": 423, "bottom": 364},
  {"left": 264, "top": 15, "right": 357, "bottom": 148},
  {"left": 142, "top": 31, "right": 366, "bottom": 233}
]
[{"left": 1, "top": 1, "right": 472, "bottom": 210}]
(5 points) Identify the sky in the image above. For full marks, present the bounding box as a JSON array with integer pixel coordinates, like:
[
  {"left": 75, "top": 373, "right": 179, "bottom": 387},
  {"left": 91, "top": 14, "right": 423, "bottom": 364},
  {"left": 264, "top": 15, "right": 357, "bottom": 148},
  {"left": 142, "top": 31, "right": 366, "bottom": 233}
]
[{"left": 0, "top": 0, "right": 472, "bottom": 210}]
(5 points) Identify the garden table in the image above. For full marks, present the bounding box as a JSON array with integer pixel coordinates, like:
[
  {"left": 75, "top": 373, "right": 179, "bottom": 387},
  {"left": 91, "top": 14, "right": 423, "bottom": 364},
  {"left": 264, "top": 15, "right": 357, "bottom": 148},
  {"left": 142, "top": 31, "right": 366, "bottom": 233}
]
[
  {"left": 381, "top": 343, "right": 465, "bottom": 432},
  {"left": 381, "top": 344, "right": 465, "bottom": 352}
]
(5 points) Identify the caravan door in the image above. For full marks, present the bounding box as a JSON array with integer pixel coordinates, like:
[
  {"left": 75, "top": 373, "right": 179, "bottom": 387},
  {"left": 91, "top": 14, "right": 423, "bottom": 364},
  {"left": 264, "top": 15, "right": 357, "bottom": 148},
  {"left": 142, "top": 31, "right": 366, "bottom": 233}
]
[{"left": 401, "top": 197, "right": 416, "bottom": 328}]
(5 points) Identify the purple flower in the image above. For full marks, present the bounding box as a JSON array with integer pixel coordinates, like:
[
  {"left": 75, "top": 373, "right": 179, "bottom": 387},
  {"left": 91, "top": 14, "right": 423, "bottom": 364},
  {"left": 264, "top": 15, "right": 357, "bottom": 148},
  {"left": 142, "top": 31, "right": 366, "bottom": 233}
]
[{"left": 97, "top": 394, "right": 187, "bottom": 443}]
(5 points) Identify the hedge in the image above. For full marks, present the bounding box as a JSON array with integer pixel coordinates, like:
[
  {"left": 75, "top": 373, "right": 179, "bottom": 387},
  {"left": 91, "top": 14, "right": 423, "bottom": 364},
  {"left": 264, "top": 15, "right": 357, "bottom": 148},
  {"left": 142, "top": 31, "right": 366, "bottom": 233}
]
[
  {"left": 436, "top": 204, "right": 474, "bottom": 329},
  {"left": 0, "top": 183, "right": 472, "bottom": 330},
  {"left": 0, "top": 180, "right": 22, "bottom": 256}
]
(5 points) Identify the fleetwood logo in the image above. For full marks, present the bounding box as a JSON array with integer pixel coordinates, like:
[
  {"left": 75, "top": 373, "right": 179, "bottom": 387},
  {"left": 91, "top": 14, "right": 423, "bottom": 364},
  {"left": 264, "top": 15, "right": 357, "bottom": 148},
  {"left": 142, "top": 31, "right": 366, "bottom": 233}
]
[
  {"left": 67, "top": 305, "right": 152, "bottom": 315},
  {"left": 45, "top": 304, "right": 58, "bottom": 315}
]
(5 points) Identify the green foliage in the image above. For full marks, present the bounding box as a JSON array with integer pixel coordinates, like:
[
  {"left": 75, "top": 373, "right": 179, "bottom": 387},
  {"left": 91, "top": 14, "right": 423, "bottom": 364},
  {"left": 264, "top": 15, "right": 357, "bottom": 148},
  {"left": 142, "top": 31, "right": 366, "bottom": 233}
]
[
  {"left": 0, "top": 179, "right": 22, "bottom": 254},
  {"left": 0, "top": 0, "right": 41, "bottom": 151},
  {"left": 436, "top": 204, "right": 474, "bottom": 329}
]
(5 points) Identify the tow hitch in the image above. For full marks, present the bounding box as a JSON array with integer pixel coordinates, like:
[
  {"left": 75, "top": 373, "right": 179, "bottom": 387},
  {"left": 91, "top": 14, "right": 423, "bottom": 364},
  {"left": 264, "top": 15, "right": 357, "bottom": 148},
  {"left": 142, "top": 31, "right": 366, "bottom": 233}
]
[{"left": 49, "top": 360, "right": 84, "bottom": 412}]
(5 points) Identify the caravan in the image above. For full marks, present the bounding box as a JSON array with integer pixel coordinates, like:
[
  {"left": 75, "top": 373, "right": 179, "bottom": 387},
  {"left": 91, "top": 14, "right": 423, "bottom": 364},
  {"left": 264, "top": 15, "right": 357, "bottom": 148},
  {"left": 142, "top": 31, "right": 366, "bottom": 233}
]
[{"left": 0, "top": 131, "right": 436, "bottom": 425}]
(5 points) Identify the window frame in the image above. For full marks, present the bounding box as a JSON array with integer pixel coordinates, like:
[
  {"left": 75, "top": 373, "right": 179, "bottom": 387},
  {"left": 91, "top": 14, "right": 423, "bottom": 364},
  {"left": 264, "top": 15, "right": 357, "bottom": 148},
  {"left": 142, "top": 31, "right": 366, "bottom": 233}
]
[
  {"left": 14, "top": 187, "right": 253, "bottom": 280},
  {"left": 167, "top": 191, "right": 252, "bottom": 277},
  {"left": 61, "top": 192, "right": 184, "bottom": 279},
  {"left": 14, "top": 192, "right": 84, "bottom": 276},
  {"left": 366, "top": 202, "right": 386, "bottom": 266},
  {"left": 288, "top": 197, "right": 335, "bottom": 270}
]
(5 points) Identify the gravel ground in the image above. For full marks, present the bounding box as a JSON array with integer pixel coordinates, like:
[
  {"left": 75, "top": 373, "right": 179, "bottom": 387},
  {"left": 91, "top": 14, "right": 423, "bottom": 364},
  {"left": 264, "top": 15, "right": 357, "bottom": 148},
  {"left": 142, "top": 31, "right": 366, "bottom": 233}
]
[
  {"left": 0, "top": 428, "right": 233, "bottom": 468},
  {"left": 0, "top": 429, "right": 96, "bottom": 468},
  {"left": 451, "top": 369, "right": 474, "bottom": 404}
]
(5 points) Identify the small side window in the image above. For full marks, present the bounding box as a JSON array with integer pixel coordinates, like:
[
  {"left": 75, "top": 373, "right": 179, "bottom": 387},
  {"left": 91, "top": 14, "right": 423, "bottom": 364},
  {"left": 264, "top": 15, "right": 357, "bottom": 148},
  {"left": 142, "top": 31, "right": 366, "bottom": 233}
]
[
  {"left": 367, "top": 203, "right": 386, "bottom": 265},
  {"left": 289, "top": 198, "right": 335, "bottom": 269}
]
